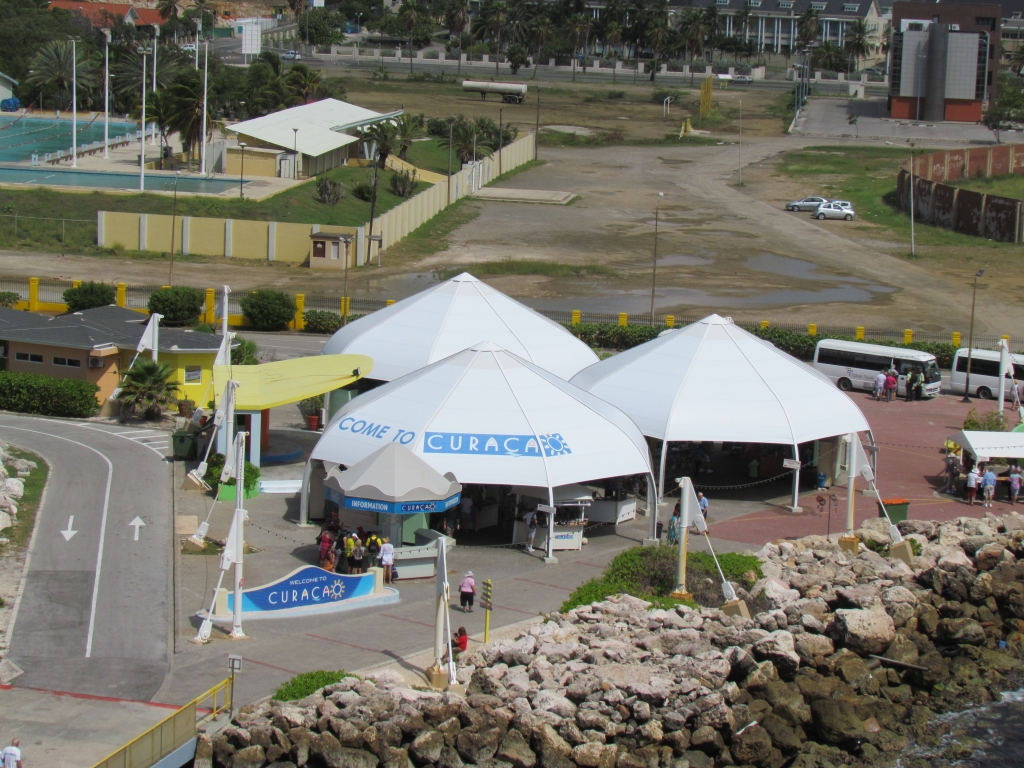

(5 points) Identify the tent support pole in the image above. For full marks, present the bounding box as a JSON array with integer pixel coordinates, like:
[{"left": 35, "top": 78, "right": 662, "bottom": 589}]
[
  {"left": 658, "top": 439, "right": 668, "bottom": 499},
  {"left": 645, "top": 443, "right": 668, "bottom": 545},
  {"left": 298, "top": 458, "right": 313, "bottom": 527},
  {"left": 544, "top": 486, "right": 557, "bottom": 563},
  {"left": 846, "top": 433, "right": 857, "bottom": 535},
  {"left": 789, "top": 443, "right": 802, "bottom": 513}
]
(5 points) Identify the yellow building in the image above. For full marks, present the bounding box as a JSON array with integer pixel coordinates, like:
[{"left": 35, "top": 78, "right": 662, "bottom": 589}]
[{"left": 0, "top": 306, "right": 225, "bottom": 412}]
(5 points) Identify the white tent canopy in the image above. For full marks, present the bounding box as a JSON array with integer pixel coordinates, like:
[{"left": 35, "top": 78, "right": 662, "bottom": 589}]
[
  {"left": 948, "top": 430, "right": 1024, "bottom": 460},
  {"left": 311, "top": 342, "right": 653, "bottom": 497},
  {"left": 320, "top": 273, "right": 599, "bottom": 381},
  {"left": 571, "top": 314, "right": 869, "bottom": 445},
  {"left": 325, "top": 443, "right": 461, "bottom": 504}
]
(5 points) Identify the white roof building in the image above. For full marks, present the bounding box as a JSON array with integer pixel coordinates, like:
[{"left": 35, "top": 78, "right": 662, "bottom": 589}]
[
  {"left": 310, "top": 342, "right": 653, "bottom": 499},
  {"left": 321, "top": 273, "right": 599, "bottom": 381}
]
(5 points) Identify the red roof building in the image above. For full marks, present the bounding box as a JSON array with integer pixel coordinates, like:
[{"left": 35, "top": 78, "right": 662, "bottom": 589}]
[{"left": 47, "top": 1, "right": 163, "bottom": 27}]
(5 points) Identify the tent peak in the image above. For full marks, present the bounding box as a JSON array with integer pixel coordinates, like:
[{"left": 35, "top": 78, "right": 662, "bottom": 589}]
[
  {"left": 469, "top": 341, "right": 504, "bottom": 352},
  {"left": 449, "top": 272, "right": 480, "bottom": 283},
  {"left": 700, "top": 314, "right": 734, "bottom": 325}
]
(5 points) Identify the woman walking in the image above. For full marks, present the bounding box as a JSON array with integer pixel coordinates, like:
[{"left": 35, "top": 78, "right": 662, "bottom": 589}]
[
  {"left": 459, "top": 570, "right": 476, "bottom": 612},
  {"left": 380, "top": 537, "right": 395, "bottom": 584},
  {"left": 884, "top": 371, "right": 897, "bottom": 402}
]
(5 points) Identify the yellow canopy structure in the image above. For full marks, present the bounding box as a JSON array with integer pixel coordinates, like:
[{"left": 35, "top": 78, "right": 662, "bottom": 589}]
[{"left": 213, "top": 354, "right": 373, "bottom": 410}]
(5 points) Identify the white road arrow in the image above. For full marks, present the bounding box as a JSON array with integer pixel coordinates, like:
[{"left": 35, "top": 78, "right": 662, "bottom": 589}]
[
  {"left": 60, "top": 516, "right": 77, "bottom": 541},
  {"left": 129, "top": 516, "right": 146, "bottom": 541}
]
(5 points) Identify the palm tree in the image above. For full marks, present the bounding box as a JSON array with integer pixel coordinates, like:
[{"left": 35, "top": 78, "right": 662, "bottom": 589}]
[
  {"left": 395, "top": 113, "right": 423, "bottom": 161},
  {"left": 288, "top": 63, "right": 322, "bottom": 104},
  {"left": 733, "top": 3, "right": 751, "bottom": 41},
  {"left": 25, "top": 41, "right": 100, "bottom": 111},
  {"left": 166, "top": 73, "right": 207, "bottom": 169},
  {"left": 445, "top": 0, "right": 469, "bottom": 37},
  {"left": 1012, "top": 43, "right": 1024, "bottom": 75},
  {"left": 844, "top": 19, "right": 869, "bottom": 72},
  {"left": 797, "top": 8, "right": 819, "bottom": 47},
  {"left": 647, "top": 21, "right": 670, "bottom": 81},
  {"left": 880, "top": 21, "right": 892, "bottom": 56},
  {"left": 679, "top": 8, "right": 708, "bottom": 83},
  {"left": 398, "top": 2, "right": 420, "bottom": 73},
  {"left": 112, "top": 47, "right": 181, "bottom": 100},
  {"left": 812, "top": 40, "right": 841, "bottom": 71},
  {"left": 157, "top": 0, "right": 183, "bottom": 22},
  {"left": 118, "top": 359, "right": 180, "bottom": 420},
  {"left": 605, "top": 20, "right": 624, "bottom": 80},
  {"left": 363, "top": 121, "right": 399, "bottom": 168},
  {"left": 245, "top": 52, "right": 295, "bottom": 115},
  {"left": 567, "top": 13, "right": 590, "bottom": 81},
  {"left": 131, "top": 90, "right": 174, "bottom": 163},
  {"left": 438, "top": 119, "right": 487, "bottom": 164},
  {"left": 529, "top": 16, "right": 552, "bottom": 79},
  {"left": 471, "top": 0, "right": 509, "bottom": 76}
]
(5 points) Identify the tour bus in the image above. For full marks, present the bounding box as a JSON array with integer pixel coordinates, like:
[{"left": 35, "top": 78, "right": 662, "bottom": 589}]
[
  {"left": 813, "top": 339, "right": 942, "bottom": 398},
  {"left": 949, "top": 348, "right": 1024, "bottom": 400}
]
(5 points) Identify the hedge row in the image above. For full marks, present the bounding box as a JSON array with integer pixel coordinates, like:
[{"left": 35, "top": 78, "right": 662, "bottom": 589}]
[
  {"left": 563, "top": 322, "right": 959, "bottom": 368},
  {"left": 0, "top": 371, "right": 98, "bottom": 417}
]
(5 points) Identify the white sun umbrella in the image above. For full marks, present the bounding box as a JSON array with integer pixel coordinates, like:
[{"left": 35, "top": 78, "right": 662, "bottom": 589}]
[
  {"left": 311, "top": 342, "right": 656, "bottom": 554},
  {"left": 570, "top": 314, "right": 870, "bottom": 507},
  {"left": 320, "top": 272, "right": 598, "bottom": 381}
]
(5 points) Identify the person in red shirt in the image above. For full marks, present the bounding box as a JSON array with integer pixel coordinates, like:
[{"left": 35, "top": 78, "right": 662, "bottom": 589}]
[{"left": 453, "top": 627, "right": 469, "bottom": 654}]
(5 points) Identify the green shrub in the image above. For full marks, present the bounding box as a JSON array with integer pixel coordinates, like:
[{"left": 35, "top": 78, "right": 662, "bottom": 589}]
[
  {"left": 240, "top": 290, "right": 297, "bottom": 331},
  {"left": 274, "top": 670, "right": 356, "bottom": 701},
  {"left": 352, "top": 180, "right": 375, "bottom": 202},
  {"left": 147, "top": 286, "right": 205, "bottom": 326},
  {"left": 567, "top": 323, "right": 664, "bottom": 350},
  {"left": 964, "top": 408, "right": 1006, "bottom": 432},
  {"left": 232, "top": 336, "right": 259, "bottom": 365},
  {"left": 203, "top": 452, "right": 261, "bottom": 491},
  {"left": 0, "top": 291, "right": 20, "bottom": 308},
  {"left": 303, "top": 310, "right": 343, "bottom": 334},
  {"left": 0, "top": 371, "right": 98, "bottom": 417},
  {"left": 299, "top": 395, "right": 323, "bottom": 416},
  {"left": 388, "top": 168, "right": 418, "bottom": 198},
  {"left": 63, "top": 281, "right": 115, "bottom": 313}
]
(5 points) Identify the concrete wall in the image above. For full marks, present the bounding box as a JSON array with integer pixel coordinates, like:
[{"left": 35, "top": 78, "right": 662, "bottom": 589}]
[{"left": 897, "top": 144, "right": 1024, "bottom": 243}]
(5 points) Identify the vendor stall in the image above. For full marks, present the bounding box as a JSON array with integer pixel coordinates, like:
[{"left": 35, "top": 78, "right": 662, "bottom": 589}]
[{"left": 511, "top": 484, "right": 592, "bottom": 551}]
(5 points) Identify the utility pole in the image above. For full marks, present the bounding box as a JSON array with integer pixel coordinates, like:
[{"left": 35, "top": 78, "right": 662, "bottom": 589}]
[
  {"left": 738, "top": 98, "right": 742, "bottom": 186},
  {"left": 962, "top": 269, "right": 985, "bottom": 402},
  {"left": 498, "top": 106, "right": 504, "bottom": 176},
  {"left": 201, "top": 41, "right": 209, "bottom": 176},
  {"left": 650, "top": 192, "right": 663, "bottom": 323},
  {"left": 534, "top": 87, "right": 540, "bottom": 161},
  {"left": 103, "top": 29, "right": 110, "bottom": 159},
  {"left": 169, "top": 170, "right": 181, "bottom": 284},
  {"left": 151, "top": 25, "right": 159, "bottom": 146},
  {"left": 446, "top": 117, "right": 453, "bottom": 205},
  {"left": 68, "top": 36, "right": 79, "bottom": 168},
  {"left": 140, "top": 49, "right": 148, "bottom": 192}
]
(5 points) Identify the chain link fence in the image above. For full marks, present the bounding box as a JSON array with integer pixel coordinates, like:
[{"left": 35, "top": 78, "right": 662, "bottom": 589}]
[{"left": 0, "top": 214, "right": 96, "bottom": 253}]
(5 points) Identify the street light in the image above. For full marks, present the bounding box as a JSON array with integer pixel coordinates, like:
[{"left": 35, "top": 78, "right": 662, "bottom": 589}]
[
  {"left": 293, "top": 127, "right": 299, "bottom": 179},
  {"left": 169, "top": 170, "right": 182, "bottom": 284},
  {"left": 103, "top": 29, "right": 110, "bottom": 159},
  {"left": 68, "top": 36, "right": 79, "bottom": 168},
  {"left": 151, "top": 25, "right": 160, "bottom": 145},
  {"left": 139, "top": 47, "right": 151, "bottom": 192},
  {"left": 498, "top": 106, "right": 504, "bottom": 176},
  {"left": 239, "top": 142, "right": 247, "bottom": 199},
  {"left": 200, "top": 41, "right": 209, "bottom": 176},
  {"left": 650, "top": 192, "right": 664, "bottom": 323},
  {"left": 962, "top": 269, "right": 986, "bottom": 403}
]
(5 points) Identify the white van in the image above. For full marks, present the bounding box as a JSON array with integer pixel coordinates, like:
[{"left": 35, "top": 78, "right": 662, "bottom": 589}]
[
  {"left": 949, "top": 348, "right": 1024, "bottom": 399},
  {"left": 813, "top": 339, "right": 942, "bottom": 397}
]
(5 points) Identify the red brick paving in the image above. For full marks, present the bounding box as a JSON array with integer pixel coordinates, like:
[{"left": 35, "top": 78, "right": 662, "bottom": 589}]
[{"left": 707, "top": 391, "right": 1023, "bottom": 547}]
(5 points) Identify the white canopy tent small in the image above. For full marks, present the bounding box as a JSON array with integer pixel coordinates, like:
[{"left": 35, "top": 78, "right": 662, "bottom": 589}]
[
  {"left": 947, "top": 431, "right": 1024, "bottom": 461},
  {"left": 309, "top": 342, "right": 655, "bottom": 561},
  {"left": 570, "top": 314, "right": 871, "bottom": 509},
  {"left": 320, "top": 272, "right": 599, "bottom": 382}
]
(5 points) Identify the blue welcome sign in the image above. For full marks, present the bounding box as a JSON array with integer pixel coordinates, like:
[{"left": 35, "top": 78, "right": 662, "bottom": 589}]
[
  {"left": 423, "top": 432, "right": 571, "bottom": 457},
  {"left": 226, "top": 566, "right": 377, "bottom": 616},
  {"left": 324, "top": 487, "right": 461, "bottom": 515}
]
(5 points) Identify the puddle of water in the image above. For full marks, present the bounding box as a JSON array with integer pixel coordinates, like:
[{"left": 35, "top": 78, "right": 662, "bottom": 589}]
[
  {"left": 659, "top": 254, "right": 715, "bottom": 267},
  {"left": 745, "top": 253, "right": 870, "bottom": 283}
]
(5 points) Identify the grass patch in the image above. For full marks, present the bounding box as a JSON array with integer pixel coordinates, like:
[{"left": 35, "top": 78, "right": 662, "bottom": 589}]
[
  {"left": 274, "top": 670, "right": 357, "bottom": 701},
  {"left": 0, "top": 446, "right": 48, "bottom": 551},
  {"left": 559, "top": 545, "right": 762, "bottom": 613},
  {"left": 489, "top": 158, "right": 545, "bottom": 184},
  {"left": 404, "top": 141, "right": 458, "bottom": 176},
  {"left": 950, "top": 173, "right": 1024, "bottom": 199},
  {"left": 538, "top": 129, "right": 719, "bottom": 148},
  {"left": 435, "top": 258, "right": 615, "bottom": 280},
  {"left": 377, "top": 197, "right": 482, "bottom": 264},
  {"left": 775, "top": 145, "right": 1019, "bottom": 249}
]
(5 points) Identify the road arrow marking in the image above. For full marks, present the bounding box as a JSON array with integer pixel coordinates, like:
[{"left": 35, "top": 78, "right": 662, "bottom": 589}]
[
  {"left": 129, "top": 516, "right": 146, "bottom": 541},
  {"left": 60, "top": 516, "right": 77, "bottom": 541}
]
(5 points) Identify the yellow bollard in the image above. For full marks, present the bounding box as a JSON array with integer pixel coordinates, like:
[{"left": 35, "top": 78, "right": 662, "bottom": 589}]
[
  {"left": 386, "top": 299, "right": 395, "bottom": 306},
  {"left": 294, "top": 294, "right": 305, "bottom": 331},
  {"left": 571, "top": 309, "right": 581, "bottom": 325},
  {"left": 28, "top": 277, "right": 38, "bottom": 312},
  {"left": 855, "top": 326, "right": 864, "bottom": 341},
  {"left": 903, "top": 329, "right": 913, "bottom": 344},
  {"left": 666, "top": 315, "right": 675, "bottom": 328},
  {"left": 952, "top": 331, "right": 961, "bottom": 347},
  {"left": 618, "top": 312, "right": 628, "bottom": 327},
  {"left": 1002, "top": 334, "right": 1010, "bottom": 342},
  {"left": 760, "top": 320, "right": 769, "bottom": 330},
  {"left": 205, "top": 288, "right": 215, "bottom": 324},
  {"left": 116, "top": 282, "right": 126, "bottom": 308},
  {"left": 808, "top": 323, "right": 817, "bottom": 336},
  {"left": 72, "top": 280, "right": 81, "bottom": 289}
]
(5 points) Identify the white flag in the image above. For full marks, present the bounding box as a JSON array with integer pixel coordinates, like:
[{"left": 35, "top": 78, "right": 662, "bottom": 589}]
[
  {"left": 137, "top": 313, "right": 163, "bottom": 353},
  {"left": 850, "top": 434, "right": 874, "bottom": 483},
  {"left": 214, "top": 332, "right": 234, "bottom": 366},
  {"left": 220, "top": 514, "right": 240, "bottom": 569}
]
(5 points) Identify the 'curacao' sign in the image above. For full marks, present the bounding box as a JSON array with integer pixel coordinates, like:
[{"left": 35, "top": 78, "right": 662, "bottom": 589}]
[{"left": 226, "top": 566, "right": 377, "bottom": 615}]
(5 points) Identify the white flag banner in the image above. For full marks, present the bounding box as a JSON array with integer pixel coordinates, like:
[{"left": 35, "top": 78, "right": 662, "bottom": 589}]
[
  {"left": 137, "top": 313, "right": 163, "bottom": 353},
  {"left": 214, "top": 332, "right": 234, "bottom": 366},
  {"left": 851, "top": 434, "right": 874, "bottom": 483},
  {"left": 220, "top": 515, "right": 240, "bottom": 569}
]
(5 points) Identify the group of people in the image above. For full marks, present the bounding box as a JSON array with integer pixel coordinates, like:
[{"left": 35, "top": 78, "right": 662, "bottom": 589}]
[
  {"left": 944, "top": 455, "right": 1024, "bottom": 507},
  {"left": 667, "top": 492, "right": 709, "bottom": 543},
  {"left": 873, "top": 368, "right": 927, "bottom": 402},
  {"left": 315, "top": 527, "right": 397, "bottom": 584}
]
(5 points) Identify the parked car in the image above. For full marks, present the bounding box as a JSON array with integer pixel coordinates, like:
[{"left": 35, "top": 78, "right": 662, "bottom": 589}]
[
  {"left": 281, "top": 50, "right": 302, "bottom": 60},
  {"left": 732, "top": 75, "right": 753, "bottom": 84},
  {"left": 814, "top": 202, "right": 855, "bottom": 220},
  {"left": 785, "top": 196, "right": 827, "bottom": 211},
  {"left": 831, "top": 200, "right": 853, "bottom": 210},
  {"left": 181, "top": 43, "right": 197, "bottom": 52}
]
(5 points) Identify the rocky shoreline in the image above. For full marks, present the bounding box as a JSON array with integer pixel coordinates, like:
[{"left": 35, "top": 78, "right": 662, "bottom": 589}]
[{"left": 198, "top": 514, "right": 1024, "bottom": 768}]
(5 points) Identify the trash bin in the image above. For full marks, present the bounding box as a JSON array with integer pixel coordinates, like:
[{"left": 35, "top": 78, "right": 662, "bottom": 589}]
[
  {"left": 172, "top": 430, "right": 197, "bottom": 460},
  {"left": 879, "top": 498, "right": 909, "bottom": 523},
  {"left": 656, "top": 521, "right": 664, "bottom": 540}
]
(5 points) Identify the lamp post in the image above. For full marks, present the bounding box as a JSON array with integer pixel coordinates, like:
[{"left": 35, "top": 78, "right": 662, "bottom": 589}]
[
  {"left": 195, "top": 18, "right": 201, "bottom": 69},
  {"left": 103, "top": 29, "right": 110, "bottom": 159},
  {"left": 139, "top": 47, "right": 149, "bottom": 192},
  {"left": 650, "top": 192, "right": 663, "bottom": 323},
  {"left": 498, "top": 106, "right": 504, "bottom": 176},
  {"left": 293, "top": 127, "right": 299, "bottom": 179},
  {"left": 151, "top": 25, "right": 159, "bottom": 145},
  {"left": 738, "top": 98, "right": 742, "bottom": 186},
  {"left": 239, "top": 142, "right": 247, "bottom": 198},
  {"left": 68, "top": 36, "right": 79, "bottom": 168},
  {"left": 962, "top": 269, "right": 985, "bottom": 403},
  {"left": 908, "top": 141, "right": 918, "bottom": 257},
  {"left": 200, "top": 41, "right": 209, "bottom": 176},
  {"left": 169, "top": 170, "right": 182, "bottom": 284}
]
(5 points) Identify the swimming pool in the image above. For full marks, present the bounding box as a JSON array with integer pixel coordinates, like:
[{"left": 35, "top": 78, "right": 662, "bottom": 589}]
[
  {"left": 0, "top": 115, "right": 136, "bottom": 162},
  {"left": 0, "top": 165, "right": 247, "bottom": 194}
]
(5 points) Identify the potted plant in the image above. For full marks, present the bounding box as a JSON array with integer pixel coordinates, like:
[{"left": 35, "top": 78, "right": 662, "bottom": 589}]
[
  {"left": 299, "top": 395, "right": 324, "bottom": 430},
  {"left": 177, "top": 398, "right": 196, "bottom": 417}
]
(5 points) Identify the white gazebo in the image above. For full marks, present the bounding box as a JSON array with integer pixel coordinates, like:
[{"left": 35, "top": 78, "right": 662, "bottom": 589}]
[
  {"left": 320, "top": 273, "right": 599, "bottom": 382},
  {"left": 570, "top": 314, "right": 870, "bottom": 509},
  {"left": 306, "top": 342, "right": 654, "bottom": 561}
]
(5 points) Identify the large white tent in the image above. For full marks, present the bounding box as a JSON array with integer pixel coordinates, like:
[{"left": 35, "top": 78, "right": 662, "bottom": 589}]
[
  {"left": 308, "top": 342, "right": 654, "bottom": 557},
  {"left": 320, "top": 273, "right": 599, "bottom": 381},
  {"left": 570, "top": 314, "right": 870, "bottom": 506},
  {"left": 948, "top": 431, "right": 1024, "bottom": 460}
]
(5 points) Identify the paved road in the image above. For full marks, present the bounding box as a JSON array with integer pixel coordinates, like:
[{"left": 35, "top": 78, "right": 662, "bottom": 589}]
[{"left": 1, "top": 416, "right": 173, "bottom": 700}]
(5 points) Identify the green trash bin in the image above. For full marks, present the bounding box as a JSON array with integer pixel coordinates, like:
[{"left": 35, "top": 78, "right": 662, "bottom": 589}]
[
  {"left": 879, "top": 498, "right": 909, "bottom": 523},
  {"left": 171, "top": 430, "right": 197, "bottom": 460}
]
